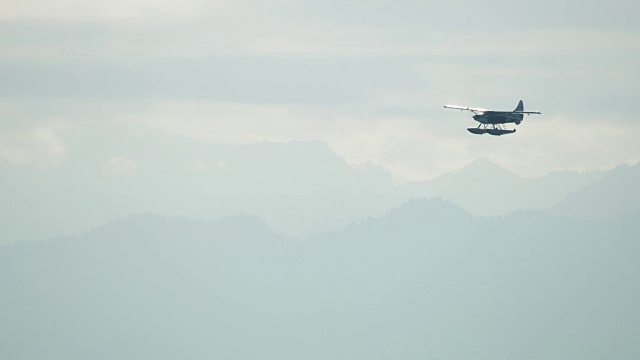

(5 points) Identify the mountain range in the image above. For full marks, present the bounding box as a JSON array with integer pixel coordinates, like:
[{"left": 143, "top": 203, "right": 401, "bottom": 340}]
[
  {"left": 1, "top": 133, "right": 621, "bottom": 244},
  {"left": 2, "top": 150, "right": 639, "bottom": 358},
  {"left": 551, "top": 161, "right": 640, "bottom": 219},
  {"left": 2, "top": 194, "right": 638, "bottom": 359},
  {"left": 400, "top": 156, "right": 606, "bottom": 216}
]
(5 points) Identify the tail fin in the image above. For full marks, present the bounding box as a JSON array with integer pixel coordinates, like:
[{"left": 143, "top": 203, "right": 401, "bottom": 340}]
[
  {"left": 514, "top": 100, "right": 524, "bottom": 112},
  {"left": 514, "top": 100, "right": 524, "bottom": 124}
]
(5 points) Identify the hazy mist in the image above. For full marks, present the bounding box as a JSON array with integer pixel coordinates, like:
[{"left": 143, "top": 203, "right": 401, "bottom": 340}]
[{"left": 2, "top": 0, "right": 639, "bottom": 358}]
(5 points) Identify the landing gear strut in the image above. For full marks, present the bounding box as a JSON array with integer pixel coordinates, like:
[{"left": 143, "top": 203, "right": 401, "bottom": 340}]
[{"left": 467, "top": 123, "right": 516, "bottom": 136}]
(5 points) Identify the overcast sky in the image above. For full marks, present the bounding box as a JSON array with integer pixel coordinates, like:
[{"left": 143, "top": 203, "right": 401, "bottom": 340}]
[{"left": 1, "top": 0, "right": 639, "bottom": 182}]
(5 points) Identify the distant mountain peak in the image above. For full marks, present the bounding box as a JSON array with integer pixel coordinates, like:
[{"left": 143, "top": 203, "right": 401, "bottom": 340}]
[
  {"left": 455, "top": 157, "right": 518, "bottom": 178},
  {"left": 551, "top": 161, "right": 640, "bottom": 219}
]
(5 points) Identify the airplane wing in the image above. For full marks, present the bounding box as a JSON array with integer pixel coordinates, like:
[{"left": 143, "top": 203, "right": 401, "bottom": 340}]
[
  {"left": 482, "top": 110, "right": 542, "bottom": 115},
  {"left": 444, "top": 105, "right": 487, "bottom": 112},
  {"left": 445, "top": 105, "right": 541, "bottom": 114},
  {"left": 513, "top": 111, "right": 542, "bottom": 115}
]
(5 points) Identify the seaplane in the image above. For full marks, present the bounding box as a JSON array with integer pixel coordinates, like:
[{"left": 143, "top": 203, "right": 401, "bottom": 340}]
[{"left": 444, "top": 100, "right": 541, "bottom": 135}]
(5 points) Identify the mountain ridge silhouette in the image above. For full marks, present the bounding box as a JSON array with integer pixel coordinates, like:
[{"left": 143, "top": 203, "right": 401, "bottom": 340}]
[
  {"left": 0, "top": 136, "right": 618, "bottom": 244},
  {"left": 2, "top": 195, "right": 639, "bottom": 359}
]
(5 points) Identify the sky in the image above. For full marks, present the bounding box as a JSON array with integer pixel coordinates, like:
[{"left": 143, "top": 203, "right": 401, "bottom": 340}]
[
  {"left": 3, "top": 3, "right": 640, "bottom": 354},
  {"left": 1, "top": 0, "right": 640, "bottom": 183}
]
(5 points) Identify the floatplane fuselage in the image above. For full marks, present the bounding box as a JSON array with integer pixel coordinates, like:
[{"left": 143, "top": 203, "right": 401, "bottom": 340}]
[{"left": 444, "top": 100, "right": 541, "bottom": 136}]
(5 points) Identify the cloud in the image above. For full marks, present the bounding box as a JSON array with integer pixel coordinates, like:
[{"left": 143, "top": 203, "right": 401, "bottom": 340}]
[
  {"left": 249, "top": 28, "right": 640, "bottom": 58},
  {"left": 484, "top": 115, "right": 640, "bottom": 177},
  {"left": 104, "top": 156, "right": 138, "bottom": 176},
  {"left": 0, "top": 120, "right": 67, "bottom": 169},
  {"left": 1, "top": 0, "right": 638, "bottom": 183},
  {"left": 127, "top": 101, "right": 330, "bottom": 144},
  {"left": 3, "top": 1, "right": 637, "bottom": 62},
  {"left": 123, "top": 99, "right": 640, "bottom": 183},
  {"left": 0, "top": 0, "right": 224, "bottom": 22},
  {"left": 216, "top": 160, "right": 232, "bottom": 174},
  {"left": 2, "top": 95, "right": 638, "bottom": 184},
  {"left": 192, "top": 160, "right": 207, "bottom": 173}
]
